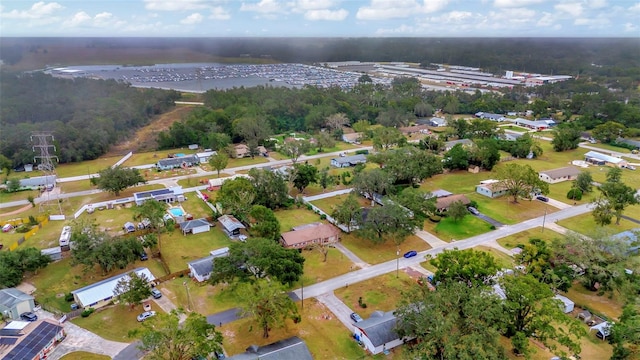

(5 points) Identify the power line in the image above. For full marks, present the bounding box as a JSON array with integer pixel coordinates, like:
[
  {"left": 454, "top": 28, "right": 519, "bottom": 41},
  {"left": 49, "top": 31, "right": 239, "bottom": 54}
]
[{"left": 31, "top": 132, "right": 63, "bottom": 215}]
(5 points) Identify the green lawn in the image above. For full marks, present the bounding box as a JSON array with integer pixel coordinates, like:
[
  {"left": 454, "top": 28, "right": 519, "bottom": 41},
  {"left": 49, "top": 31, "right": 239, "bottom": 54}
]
[
  {"left": 275, "top": 208, "right": 326, "bottom": 232},
  {"left": 225, "top": 156, "right": 269, "bottom": 168},
  {"left": 160, "top": 277, "right": 232, "bottom": 315},
  {"left": 293, "top": 247, "right": 354, "bottom": 287},
  {"left": 496, "top": 227, "right": 564, "bottom": 249},
  {"left": 334, "top": 272, "right": 417, "bottom": 319},
  {"left": 425, "top": 215, "right": 494, "bottom": 240},
  {"left": 72, "top": 304, "right": 158, "bottom": 342},
  {"left": 55, "top": 156, "right": 124, "bottom": 178},
  {"left": 160, "top": 227, "right": 233, "bottom": 273},
  {"left": 310, "top": 194, "right": 369, "bottom": 215},
  {"left": 557, "top": 213, "right": 639, "bottom": 237},
  {"left": 123, "top": 149, "right": 199, "bottom": 167},
  {"left": 60, "top": 352, "right": 110, "bottom": 360},
  {"left": 474, "top": 245, "right": 515, "bottom": 268},
  {"left": 340, "top": 233, "right": 431, "bottom": 264},
  {"left": 0, "top": 189, "right": 39, "bottom": 203},
  {"left": 500, "top": 125, "right": 529, "bottom": 133},
  {"left": 564, "top": 285, "right": 624, "bottom": 320},
  {"left": 467, "top": 193, "right": 557, "bottom": 225},
  {"left": 180, "top": 196, "right": 215, "bottom": 220},
  {"left": 59, "top": 179, "right": 96, "bottom": 193},
  {"left": 585, "top": 142, "right": 632, "bottom": 154}
]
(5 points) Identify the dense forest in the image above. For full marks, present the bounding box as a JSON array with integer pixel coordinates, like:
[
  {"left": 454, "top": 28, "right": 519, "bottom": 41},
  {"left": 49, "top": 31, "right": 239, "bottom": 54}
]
[{"left": 0, "top": 73, "right": 179, "bottom": 166}]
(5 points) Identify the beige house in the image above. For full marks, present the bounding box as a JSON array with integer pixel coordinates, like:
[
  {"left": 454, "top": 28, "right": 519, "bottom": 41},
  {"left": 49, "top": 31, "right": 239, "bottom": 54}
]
[
  {"left": 280, "top": 223, "right": 340, "bottom": 249},
  {"left": 435, "top": 194, "right": 470, "bottom": 212},
  {"left": 539, "top": 166, "right": 581, "bottom": 184}
]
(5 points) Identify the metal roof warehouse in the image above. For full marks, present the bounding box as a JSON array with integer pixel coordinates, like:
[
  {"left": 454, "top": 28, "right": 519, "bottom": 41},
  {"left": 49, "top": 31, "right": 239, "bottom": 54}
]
[{"left": 71, "top": 267, "right": 155, "bottom": 309}]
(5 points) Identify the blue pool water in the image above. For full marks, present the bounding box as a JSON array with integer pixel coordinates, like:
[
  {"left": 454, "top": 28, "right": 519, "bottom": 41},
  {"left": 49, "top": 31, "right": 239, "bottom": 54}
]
[
  {"left": 175, "top": 153, "right": 186, "bottom": 157},
  {"left": 168, "top": 208, "right": 185, "bottom": 217}
]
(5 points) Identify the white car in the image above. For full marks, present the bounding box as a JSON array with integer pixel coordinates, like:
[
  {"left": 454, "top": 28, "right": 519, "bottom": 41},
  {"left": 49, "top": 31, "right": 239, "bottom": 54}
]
[{"left": 137, "top": 311, "right": 156, "bottom": 322}]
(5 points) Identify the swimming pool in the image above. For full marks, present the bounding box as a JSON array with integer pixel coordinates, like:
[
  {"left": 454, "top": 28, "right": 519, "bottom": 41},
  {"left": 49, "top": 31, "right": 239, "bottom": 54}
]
[{"left": 168, "top": 207, "right": 185, "bottom": 217}]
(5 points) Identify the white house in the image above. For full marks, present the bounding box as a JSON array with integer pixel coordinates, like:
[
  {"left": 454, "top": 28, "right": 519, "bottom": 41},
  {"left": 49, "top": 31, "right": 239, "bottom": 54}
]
[
  {"left": 353, "top": 310, "right": 405, "bottom": 355},
  {"left": 133, "top": 187, "right": 184, "bottom": 206},
  {"left": 330, "top": 154, "right": 367, "bottom": 168},
  {"left": 539, "top": 166, "right": 581, "bottom": 184},
  {"left": 476, "top": 181, "right": 508, "bottom": 198},
  {"left": 196, "top": 151, "right": 218, "bottom": 163},
  {"left": 71, "top": 267, "right": 156, "bottom": 309},
  {"left": 584, "top": 151, "right": 629, "bottom": 168},
  {"left": 0, "top": 288, "right": 35, "bottom": 320},
  {"left": 179, "top": 218, "right": 211, "bottom": 236},
  {"left": 188, "top": 247, "right": 229, "bottom": 282}
]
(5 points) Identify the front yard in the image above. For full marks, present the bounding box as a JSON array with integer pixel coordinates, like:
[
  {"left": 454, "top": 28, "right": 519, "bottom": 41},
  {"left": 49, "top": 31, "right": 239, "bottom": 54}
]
[
  {"left": 425, "top": 215, "right": 494, "bottom": 240},
  {"left": 340, "top": 233, "right": 431, "bottom": 265},
  {"left": 496, "top": 227, "right": 564, "bottom": 249}
]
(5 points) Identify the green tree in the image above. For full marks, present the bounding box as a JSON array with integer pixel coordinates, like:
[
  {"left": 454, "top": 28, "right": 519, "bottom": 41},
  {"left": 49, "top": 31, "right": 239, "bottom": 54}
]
[
  {"left": 206, "top": 132, "right": 231, "bottom": 152},
  {"left": 281, "top": 139, "right": 311, "bottom": 164},
  {"left": 443, "top": 143, "right": 470, "bottom": 170},
  {"left": 510, "top": 133, "right": 542, "bottom": 158},
  {"left": 248, "top": 205, "right": 281, "bottom": 242},
  {"left": 610, "top": 303, "right": 640, "bottom": 360},
  {"left": 352, "top": 168, "right": 393, "bottom": 207},
  {"left": 210, "top": 238, "right": 305, "bottom": 286},
  {"left": 430, "top": 249, "right": 499, "bottom": 287},
  {"left": 248, "top": 168, "right": 289, "bottom": 209},
  {"left": 238, "top": 279, "right": 299, "bottom": 338},
  {"left": 471, "top": 138, "right": 501, "bottom": 170},
  {"left": 0, "top": 154, "right": 12, "bottom": 179},
  {"left": 314, "top": 132, "right": 335, "bottom": 152},
  {"left": 134, "top": 199, "right": 168, "bottom": 256},
  {"left": 574, "top": 170, "right": 593, "bottom": 193},
  {"left": 0, "top": 247, "right": 51, "bottom": 288},
  {"left": 468, "top": 119, "right": 502, "bottom": 139},
  {"left": 131, "top": 309, "right": 223, "bottom": 360},
  {"left": 497, "top": 163, "right": 549, "bottom": 203},
  {"left": 356, "top": 201, "right": 419, "bottom": 246},
  {"left": 393, "top": 187, "right": 436, "bottom": 221},
  {"left": 94, "top": 166, "right": 146, "bottom": 196},
  {"left": 418, "top": 136, "right": 445, "bottom": 153},
  {"left": 500, "top": 274, "right": 585, "bottom": 358},
  {"left": 352, "top": 119, "right": 371, "bottom": 133},
  {"left": 593, "top": 167, "right": 639, "bottom": 225},
  {"left": 234, "top": 117, "right": 272, "bottom": 157},
  {"left": 217, "top": 177, "right": 256, "bottom": 221},
  {"left": 395, "top": 281, "right": 507, "bottom": 360},
  {"left": 7, "top": 178, "right": 20, "bottom": 192},
  {"left": 592, "top": 121, "right": 627, "bottom": 143},
  {"left": 208, "top": 152, "right": 229, "bottom": 177},
  {"left": 552, "top": 124, "right": 583, "bottom": 151},
  {"left": 113, "top": 271, "right": 152, "bottom": 309},
  {"left": 516, "top": 238, "right": 573, "bottom": 292},
  {"left": 369, "top": 147, "right": 442, "bottom": 186},
  {"left": 331, "top": 193, "right": 362, "bottom": 232},
  {"left": 372, "top": 126, "right": 404, "bottom": 151},
  {"left": 447, "top": 200, "right": 468, "bottom": 223},
  {"left": 93, "top": 237, "right": 144, "bottom": 275},
  {"left": 292, "top": 163, "right": 318, "bottom": 194}
]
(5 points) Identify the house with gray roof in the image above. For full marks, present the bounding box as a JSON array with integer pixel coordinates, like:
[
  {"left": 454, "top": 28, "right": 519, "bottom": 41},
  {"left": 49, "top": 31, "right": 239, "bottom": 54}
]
[
  {"left": 133, "top": 186, "right": 184, "bottom": 206},
  {"left": 227, "top": 336, "right": 313, "bottom": 360},
  {"left": 156, "top": 154, "right": 199, "bottom": 170},
  {"left": 187, "top": 247, "right": 230, "bottom": 282},
  {"left": 218, "top": 214, "right": 246, "bottom": 238},
  {"left": 179, "top": 218, "right": 211, "bottom": 235},
  {"left": 353, "top": 310, "right": 404, "bottom": 355},
  {"left": 428, "top": 117, "right": 447, "bottom": 127},
  {"left": 514, "top": 118, "right": 552, "bottom": 130},
  {"left": 331, "top": 154, "right": 367, "bottom": 168},
  {"left": 539, "top": 166, "right": 581, "bottom": 184},
  {"left": 0, "top": 288, "right": 35, "bottom": 320},
  {"left": 444, "top": 138, "right": 474, "bottom": 151},
  {"left": 584, "top": 151, "right": 628, "bottom": 168},
  {"left": 18, "top": 175, "right": 56, "bottom": 190},
  {"left": 611, "top": 229, "right": 640, "bottom": 254},
  {"left": 475, "top": 112, "right": 506, "bottom": 122}
]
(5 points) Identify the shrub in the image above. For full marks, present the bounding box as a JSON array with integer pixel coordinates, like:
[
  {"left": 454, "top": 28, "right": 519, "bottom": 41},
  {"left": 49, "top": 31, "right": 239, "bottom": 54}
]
[
  {"left": 15, "top": 225, "right": 31, "bottom": 233},
  {"left": 306, "top": 204, "right": 313, "bottom": 211},
  {"left": 429, "top": 215, "right": 442, "bottom": 223},
  {"left": 468, "top": 200, "right": 478, "bottom": 209},
  {"left": 355, "top": 149, "right": 369, "bottom": 155},
  {"left": 28, "top": 215, "right": 38, "bottom": 226},
  {"left": 65, "top": 293, "right": 75, "bottom": 302},
  {"left": 567, "top": 188, "right": 583, "bottom": 200},
  {"left": 320, "top": 214, "right": 327, "bottom": 220},
  {"left": 81, "top": 308, "right": 95, "bottom": 318}
]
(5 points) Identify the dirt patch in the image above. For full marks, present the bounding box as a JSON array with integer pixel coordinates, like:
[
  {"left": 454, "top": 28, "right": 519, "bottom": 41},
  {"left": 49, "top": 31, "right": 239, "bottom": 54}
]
[
  {"left": 0, "top": 204, "right": 33, "bottom": 217},
  {"left": 105, "top": 106, "right": 196, "bottom": 156}
]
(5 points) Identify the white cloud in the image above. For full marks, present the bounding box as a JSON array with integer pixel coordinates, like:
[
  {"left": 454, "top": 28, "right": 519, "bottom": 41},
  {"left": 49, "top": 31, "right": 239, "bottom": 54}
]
[
  {"left": 304, "top": 8, "right": 348, "bottom": 20},
  {"left": 144, "top": 0, "right": 212, "bottom": 11},
  {"left": 536, "top": 11, "right": 554, "bottom": 26},
  {"left": 357, "top": 0, "right": 448, "bottom": 20},
  {"left": 62, "top": 11, "right": 120, "bottom": 28},
  {"left": 438, "top": 10, "right": 474, "bottom": 23},
  {"left": 181, "top": 12, "right": 203, "bottom": 24},
  {"left": 1, "top": 1, "right": 63, "bottom": 19},
  {"left": 493, "top": 0, "right": 546, "bottom": 8},
  {"left": 585, "top": 0, "right": 607, "bottom": 9},
  {"left": 554, "top": 2, "right": 583, "bottom": 17},
  {"left": 629, "top": 2, "right": 640, "bottom": 12},
  {"left": 63, "top": 11, "right": 91, "bottom": 27},
  {"left": 289, "top": 0, "right": 338, "bottom": 11},
  {"left": 209, "top": 6, "right": 231, "bottom": 20},
  {"left": 624, "top": 22, "right": 637, "bottom": 32},
  {"left": 240, "top": 0, "right": 286, "bottom": 13}
]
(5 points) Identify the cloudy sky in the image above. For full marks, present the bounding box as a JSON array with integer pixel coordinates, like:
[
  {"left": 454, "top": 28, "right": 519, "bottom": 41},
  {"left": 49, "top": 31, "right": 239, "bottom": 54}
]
[{"left": 1, "top": 0, "right": 639, "bottom": 37}]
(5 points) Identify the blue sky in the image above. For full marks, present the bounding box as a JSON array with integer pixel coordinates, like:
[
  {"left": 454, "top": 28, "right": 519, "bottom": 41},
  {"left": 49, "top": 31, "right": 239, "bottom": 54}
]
[{"left": 1, "top": 0, "right": 639, "bottom": 37}]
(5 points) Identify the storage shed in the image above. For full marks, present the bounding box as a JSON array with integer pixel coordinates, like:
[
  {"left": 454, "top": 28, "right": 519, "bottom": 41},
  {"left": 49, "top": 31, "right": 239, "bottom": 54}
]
[
  {"left": 179, "top": 218, "right": 211, "bottom": 235},
  {"left": 0, "top": 288, "right": 35, "bottom": 320},
  {"left": 553, "top": 294, "right": 575, "bottom": 313}
]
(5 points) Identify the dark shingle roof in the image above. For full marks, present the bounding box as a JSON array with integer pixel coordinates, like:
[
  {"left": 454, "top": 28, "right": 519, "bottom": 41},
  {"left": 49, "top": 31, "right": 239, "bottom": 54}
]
[
  {"left": 188, "top": 256, "right": 214, "bottom": 277},
  {"left": 157, "top": 155, "right": 199, "bottom": 167},
  {"left": 179, "top": 218, "right": 210, "bottom": 231},
  {"left": 355, "top": 311, "right": 399, "bottom": 347},
  {"left": 227, "top": 336, "right": 313, "bottom": 360}
]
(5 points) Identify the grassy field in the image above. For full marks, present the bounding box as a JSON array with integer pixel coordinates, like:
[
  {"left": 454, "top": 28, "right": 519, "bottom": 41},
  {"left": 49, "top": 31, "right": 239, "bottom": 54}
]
[
  {"left": 334, "top": 272, "right": 417, "bottom": 319},
  {"left": 60, "top": 352, "right": 110, "bottom": 360},
  {"left": 496, "top": 227, "right": 564, "bottom": 249},
  {"left": 221, "top": 299, "right": 366, "bottom": 359},
  {"left": 294, "top": 247, "right": 354, "bottom": 286},
  {"left": 340, "top": 232, "right": 431, "bottom": 264},
  {"left": 501, "top": 125, "right": 530, "bottom": 133},
  {"left": 426, "top": 215, "right": 494, "bottom": 240},
  {"left": 310, "top": 193, "right": 369, "bottom": 215},
  {"left": 557, "top": 213, "right": 639, "bottom": 237},
  {"left": 0, "top": 189, "right": 39, "bottom": 203},
  {"left": 467, "top": 193, "right": 557, "bottom": 225},
  {"left": 160, "top": 277, "right": 230, "bottom": 315},
  {"left": 474, "top": 245, "right": 515, "bottom": 268},
  {"left": 274, "top": 208, "right": 326, "bottom": 232},
  {"left": 59, "top": 179, "right": 96, "bottom": 193},
  {"left": 563, "top": 285, "right": 624, "bottom": 320},
  {"left": 71, "top": 304, "right": 158, "bottom": 342},
  {"left": 160, "top": 227, "right": 233, "bottom": 273},
  {"left": 585, "top": 142, "right": 632, "bottom": 154}
]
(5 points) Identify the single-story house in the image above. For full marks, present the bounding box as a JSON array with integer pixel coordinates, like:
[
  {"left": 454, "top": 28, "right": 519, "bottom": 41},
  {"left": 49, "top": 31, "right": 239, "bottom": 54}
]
[
  {"left": 156, "top": 154, "right": 199, "bottom": 170},
  {"left": 179, "top": 218, "right": 211, "bottom": 236},
  {"left": 435, "top": 194, "right": 470, "bottom": 212},
  {"left": 500, "top": 133, "right": 522, "bottom": 141},
  {"left": 399, "top": 124, "right": 429, "bottom": 135},
  {"left": 475, "top": 112, "right": 506, "bottom": 122},
  {"left": 280, "top": 223, "right": 341, "bottom": 249},
  {"left": 227, "top": 336, "right": 313, "bottom": 360},
  {"left": 0, "top": 288, "right": 35, "bottom": 320},
  {"left": 444, "top": 139, "right": 474, "bottom": 151},
  {"left": 331, "top": 154, "right": 367, "bottom": 168},
  {"left": 476, "top": 181, "right": 509, "bottom": 198},
  {"left": 428, "top": 189, "right": 453, "bottom": 198},
  {"left": 234, "top": 144, "right": 251, "bottom": 158},
  {"left": 1, "top": 319, "right": 66, "bottom": 360},
  {"left": 71, "top": 267, "right": 156, "bottom": 309},
  {"left": 188, "top": 247, "right": 230, "bottom": 282},
  {"left": 514, "top": 118, "right": 551, "bottom": 130},
  {"left": 123, "top": 222, "right": 136, "bottom": 233},
  {"left": 342, "top": 133, "right": 362, "bottom": 144},
  {"left": 196, "top": 150, "right": 218, "bottom": 163},
  {"left": 539, "top": 166, "right": 581, "bottom": 184},
  {"left": 611, "top": 229, "right": 640, "bottom": 254},
  {"left": 208, "top": 174, "right": 251, "bottom": 190},
  {"left": 18, "top": 175, "right": 57, "bottom": 190},
  {"left": 133, "top": 186, "right": 184, "bottom": 206},
  {"left": 590, "top": 321, "right": 612, "bottom": 340},
  {"left": 218, "top": 214, "right": 246, "bottom": 237},
  {"left": 616, "top": 137, "right": 640, "bottom": 149},
  {"left": 41, "top": 247, "right": 62, "bottom": 261},
  {"left": 584, "top": 151, "right": 629, "bottom": 168},
  {"left": 353, "top": 310, "right": 404, "bottom": 355},
  {"left": 554, "top": 294, "right": 575, "bottom": 313},
  {"left": 427, "top": 117, "right": 447, "bottom": 127}
]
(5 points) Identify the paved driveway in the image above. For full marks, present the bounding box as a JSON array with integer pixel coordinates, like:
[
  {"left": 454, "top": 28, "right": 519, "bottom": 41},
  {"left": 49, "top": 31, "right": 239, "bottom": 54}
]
[
  {"left": 316, "top": 292, "right": 357, "bottom": 330},
  {"left": 475, "top": 212, "right": 504, "bottom": 228}
]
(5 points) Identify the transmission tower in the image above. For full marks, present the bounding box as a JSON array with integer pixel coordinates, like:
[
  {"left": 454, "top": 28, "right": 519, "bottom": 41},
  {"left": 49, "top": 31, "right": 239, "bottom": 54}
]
[{"left": 31, "top": 132, "right": 63, "bottom": 214}]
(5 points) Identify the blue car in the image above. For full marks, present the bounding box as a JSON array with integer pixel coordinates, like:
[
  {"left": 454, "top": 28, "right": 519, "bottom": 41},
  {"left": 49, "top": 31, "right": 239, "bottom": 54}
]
[{"left": 403, "top": 250, "right": 418, "bottom": 258}]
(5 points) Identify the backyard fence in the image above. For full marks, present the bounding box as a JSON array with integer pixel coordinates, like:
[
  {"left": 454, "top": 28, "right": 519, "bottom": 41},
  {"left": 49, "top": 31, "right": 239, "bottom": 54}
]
[
  {"left": 300, "top": 198, "right": 351, "bottom": 233},
  {"left": 2, "top": 216, "right": 49, "bottom": 251},
  {"left": 112, "top": 151, "right": 133, "bottom": 168},
  {"left": 155, "top": 268, "right": 191, "bottom": 284}
]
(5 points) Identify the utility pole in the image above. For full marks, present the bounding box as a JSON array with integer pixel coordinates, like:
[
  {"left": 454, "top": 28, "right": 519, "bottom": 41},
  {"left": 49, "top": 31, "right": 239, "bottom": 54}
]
[
  {"left": 541, "top": 206, "right": 547, "bottom": 232},
  {"left": 183, "top": 281, "right": 192, "bottom": 311},
  {"left": 396, "top": 248, "right": 400, "bottom": 278},
  {"left": 31, "top": 132, "right": 63, "bottom": 214}
]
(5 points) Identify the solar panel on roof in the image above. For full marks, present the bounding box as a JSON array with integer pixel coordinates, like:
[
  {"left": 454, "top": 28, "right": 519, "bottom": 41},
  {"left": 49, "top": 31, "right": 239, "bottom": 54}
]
[
  {"left": 3, "top": 322, "right": 62, "bottom": 360},
  {"left": 0, "top": 337, "right": 18, "bottom": 345}
]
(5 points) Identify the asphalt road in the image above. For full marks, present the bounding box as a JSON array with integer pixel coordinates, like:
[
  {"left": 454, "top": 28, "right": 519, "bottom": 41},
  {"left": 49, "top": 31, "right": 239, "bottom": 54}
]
[{"left": 113, "top": 341, "right": 145, "bottom": 360}]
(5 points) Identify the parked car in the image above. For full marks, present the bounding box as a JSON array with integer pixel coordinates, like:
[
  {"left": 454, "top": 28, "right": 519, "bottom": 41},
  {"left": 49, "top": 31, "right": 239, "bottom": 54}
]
[
  {"left": 139, "top": 252, "right": 148, "bottom": 261},
  {"left": 403, "top": 250, "right": 418, "bottom": 258},
  {"left": 350, "top": 312, "right": 363, "bottom": 323},
  {"left": 137, "top": 311, "right": 156, "bottom": 322},
  {"left": 536, "top": 195, "right": 549, "bottom": 202},
  {"left": 467, "top": 206, "right": 480, "bottom": 215},
  {"left": 151, "top": 288, "right": 162, "bottom": 299},
  {"left": 214, "top": 351, "right": 226, "bottom": 359},
  {"left": 20, "top": 312, "right": 38, "bottom": 322}
]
